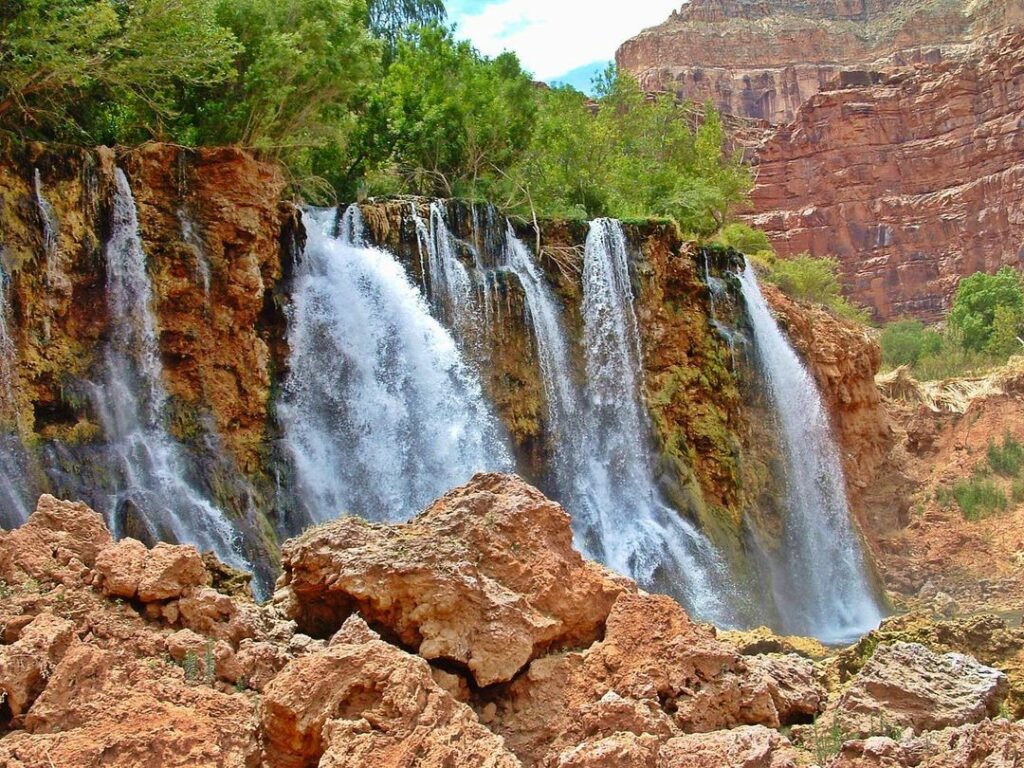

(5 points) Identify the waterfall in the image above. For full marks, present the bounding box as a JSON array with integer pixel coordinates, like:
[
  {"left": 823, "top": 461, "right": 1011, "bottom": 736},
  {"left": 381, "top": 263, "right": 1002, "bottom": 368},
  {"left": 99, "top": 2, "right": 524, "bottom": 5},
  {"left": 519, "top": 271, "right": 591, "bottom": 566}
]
[
  {"left": 89, "top": 169, "right": 247, "bottom": 568},
  {"left": 177, "top": 208, "right": 212, "bottom": 297},
  {"left": 411, "top": 202, "right": 476, "bottom": 330},
  {"left": 737, "top": 263, "right": 882, "bottom": 642},
  {"left": 501, "top": 218, "right": 735, "bottom": 624},
  {"left": 33, "top": 168, "right": 60, "bottom": 283},
  {"left": 277, "top": 206, "right": 512, "bottom": 523}
]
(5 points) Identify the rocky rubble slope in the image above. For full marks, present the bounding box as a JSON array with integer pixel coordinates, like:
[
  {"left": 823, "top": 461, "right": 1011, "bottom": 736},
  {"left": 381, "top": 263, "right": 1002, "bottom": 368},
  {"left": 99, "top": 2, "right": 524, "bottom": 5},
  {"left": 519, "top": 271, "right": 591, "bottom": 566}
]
[{"left": 1, "top": 474, "right": 1021, "bottom": 767}]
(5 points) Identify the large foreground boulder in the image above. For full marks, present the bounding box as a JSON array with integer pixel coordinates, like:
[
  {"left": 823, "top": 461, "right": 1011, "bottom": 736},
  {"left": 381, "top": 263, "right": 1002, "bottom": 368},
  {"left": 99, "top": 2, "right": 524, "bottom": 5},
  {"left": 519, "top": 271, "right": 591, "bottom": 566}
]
[{"left": 276, "top": 473, "right": 632, "bottom": 686}]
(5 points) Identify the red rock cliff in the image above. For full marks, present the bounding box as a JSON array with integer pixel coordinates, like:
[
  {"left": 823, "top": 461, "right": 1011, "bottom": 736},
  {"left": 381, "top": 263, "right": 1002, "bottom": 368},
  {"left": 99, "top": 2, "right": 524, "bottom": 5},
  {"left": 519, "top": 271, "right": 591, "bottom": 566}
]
[
  {"left": 747, "top": 29, "right": 1024, "bottom": 320},
  {"left": 616, "top": 0, "right": 1023, "bottom": 124}
]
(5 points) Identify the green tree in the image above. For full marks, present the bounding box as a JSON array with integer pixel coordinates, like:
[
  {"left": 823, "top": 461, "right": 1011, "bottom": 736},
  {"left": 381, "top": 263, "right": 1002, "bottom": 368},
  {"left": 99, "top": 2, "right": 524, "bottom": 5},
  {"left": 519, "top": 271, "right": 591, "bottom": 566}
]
[
  {"left": 0, "top": 0, "right": 237, "bottom": 141},
  {"left": 880, "top": 319, "right": 943, "bottom": 368},
  {"left": 189, "top": 0, "right": 379, "bottom": 168},
  {"left": 985, "top": 304, "right": 1024, "bottom": 358},
  {"left": 502, "top": 68, "right": 751, "bottom": 233},
  {"left": 367, "top": 0, "right": 445, "bottom": 47},
  {"left": 948, "top": 267, "right": 1024, "bottom": 352},
  {"left": 350, "top": 24, "right": 536, "bottom": 197}
]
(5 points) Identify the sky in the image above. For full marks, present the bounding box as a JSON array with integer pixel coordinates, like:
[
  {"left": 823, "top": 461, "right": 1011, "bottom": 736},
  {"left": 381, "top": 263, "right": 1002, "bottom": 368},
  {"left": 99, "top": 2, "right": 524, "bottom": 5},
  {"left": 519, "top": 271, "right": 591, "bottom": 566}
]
[{"left": 446, "top": 0, "right": 679, "bottom": 93}]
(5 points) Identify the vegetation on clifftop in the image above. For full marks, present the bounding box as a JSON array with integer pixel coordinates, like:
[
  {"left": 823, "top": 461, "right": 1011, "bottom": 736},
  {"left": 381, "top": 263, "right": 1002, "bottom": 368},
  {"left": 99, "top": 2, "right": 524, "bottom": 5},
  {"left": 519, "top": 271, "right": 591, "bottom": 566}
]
[{"left": 0, "top": 0, "right": 750, "bottom": 232}]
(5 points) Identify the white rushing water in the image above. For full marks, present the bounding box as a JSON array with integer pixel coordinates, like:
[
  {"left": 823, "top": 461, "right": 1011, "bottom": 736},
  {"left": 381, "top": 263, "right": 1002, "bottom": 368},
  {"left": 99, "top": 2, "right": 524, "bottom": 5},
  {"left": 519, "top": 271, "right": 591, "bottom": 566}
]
[
  {"left": 501, "top": 218, "right": 736, "bottom": 624},
  {"left": 738, "top": 263, "right": 882, "bottom": 642},
  {"left": 33, "top": 168, "right": 61, "bottom": 284},
  {"left": 278, "top": 206, "right": 511, "bottom": 523},
  {"left": 90, "top": 169, "right": 247, "bottom": 568}
]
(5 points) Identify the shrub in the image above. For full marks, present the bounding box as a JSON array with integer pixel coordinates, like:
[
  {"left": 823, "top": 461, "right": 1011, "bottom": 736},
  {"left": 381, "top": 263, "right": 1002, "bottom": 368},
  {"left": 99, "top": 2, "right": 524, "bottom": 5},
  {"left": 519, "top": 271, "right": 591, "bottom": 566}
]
[
  {"left": 765, "top": 254, "right": 870, "bottom": 323},
  {"left": 716, "top": 223, "right": 773, "bottom": 255},
  {"left": 988, "top": 433, "right": 1024, "bottom": 477},
  {"left": 948, "top": 267, "right": 1024, "bottom": 352},
  {"left": 1012, "top": 478, "right": 1024, "bottom": 504},
  {"left": 951, "top": 476, "right": 1008, "bottom": 521},
  {"left": 880, "top": 319, "right": 943, "bottom": 368}
]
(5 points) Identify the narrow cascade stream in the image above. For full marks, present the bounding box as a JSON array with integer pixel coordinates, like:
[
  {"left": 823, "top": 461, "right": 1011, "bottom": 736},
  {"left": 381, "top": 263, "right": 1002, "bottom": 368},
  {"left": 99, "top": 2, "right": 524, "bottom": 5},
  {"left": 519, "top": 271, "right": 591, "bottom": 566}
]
[
  {"left": 277, "top": 206, "right": 512, "bottom": 523},
  {"left": 738, "top": 263, "right": 882, "bottom": 642},
  {"left": 33, "top": 168, "right": 60, "bottom": 283},
  {"left": 0, "top": 267, "right": 36, "bottom": 528},
  {"left": 88, "top": 169, "right": 248, "bottom": 569}
]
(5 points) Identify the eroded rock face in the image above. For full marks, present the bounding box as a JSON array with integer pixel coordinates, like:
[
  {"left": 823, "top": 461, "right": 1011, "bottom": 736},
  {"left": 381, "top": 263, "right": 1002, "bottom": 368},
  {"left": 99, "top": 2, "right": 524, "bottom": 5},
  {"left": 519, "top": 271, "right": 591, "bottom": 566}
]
[
  {"left": 482, "top": 591, "right": 823, "bottom": 765},
  {"left": 0, "top": 481, "right": 1020, "bottom": 767},
  {"left": 747, "top": 29, "right": 1024, "bottom": 321},
  {"left": 827, "top": 642, "right": 1008, "bottom": 735},
  {"left": 829, "top": 720, "right": 1024, "bottom": 767},
  {"left": 615, "top": 0, "right": 1022, "bottom": 124},
  {"left": 261, "top": 616, "right": 521, "bottom": 768},
  {"left": 276, "top": 473, "right": 632, "bottom": 686}
]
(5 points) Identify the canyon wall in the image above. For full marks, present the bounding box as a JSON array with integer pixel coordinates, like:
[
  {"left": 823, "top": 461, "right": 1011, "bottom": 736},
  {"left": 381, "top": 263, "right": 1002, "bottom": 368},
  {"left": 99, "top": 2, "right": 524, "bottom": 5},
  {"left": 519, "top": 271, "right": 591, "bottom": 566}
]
[
  {"left": 616, "top": 0, "right": 1023, "bottom": 124},
  {"left": 747, "top": 28, "right": 1024, "bottom": 320}
]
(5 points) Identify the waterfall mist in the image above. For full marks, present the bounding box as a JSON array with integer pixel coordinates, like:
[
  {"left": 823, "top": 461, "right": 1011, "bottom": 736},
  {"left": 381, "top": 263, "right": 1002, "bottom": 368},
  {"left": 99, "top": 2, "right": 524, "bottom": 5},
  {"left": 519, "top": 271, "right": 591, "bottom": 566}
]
[{"left": 738, "top": 263, "right": 882, "bottom": 642}]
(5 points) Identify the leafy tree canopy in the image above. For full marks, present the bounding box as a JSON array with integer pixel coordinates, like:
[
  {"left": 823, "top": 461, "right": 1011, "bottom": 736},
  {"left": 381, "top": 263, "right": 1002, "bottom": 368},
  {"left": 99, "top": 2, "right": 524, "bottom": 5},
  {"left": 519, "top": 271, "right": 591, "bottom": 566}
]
[{"left": 948, "top": 267, "right": 1024, "bottom": 352}]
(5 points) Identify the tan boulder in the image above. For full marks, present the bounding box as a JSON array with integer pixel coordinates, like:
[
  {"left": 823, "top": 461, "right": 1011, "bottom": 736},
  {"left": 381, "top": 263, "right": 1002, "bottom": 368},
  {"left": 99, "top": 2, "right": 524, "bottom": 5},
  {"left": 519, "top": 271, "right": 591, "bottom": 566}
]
[
  {"left": 657, "top": 726, "right": 800, "bottom": 768},
  {"left": 0, "top": 613, "right": 77, "bottom": 720},
  {"left": 277, "top": 473, "right": 631, "bottom": 686},
  {"left": 829, "top": 720, "right": 1024, "bottom": 767},
  {"left": 136, "top": 542, "right": 209, "bottom": 602},
  {"left": 0, "top": 495, "right": 112, "bottom": 584},
  {"left": 2, "top": 644, "right": 259, "bottom": 768},
  {"left": 552, "top": 726, "right": 800, "bottom": 768},
  {"left": 94, "top": 538, "right": 148, "bottom": 598},
  {"left": 828, "top": 642, "right": 1009, "bottom": 736},
  {"left": 486, "top": 592, "right": 805, "bottom": 765},
  {"left": 260, "top": 633, "right": 520, "bottom": 768}
]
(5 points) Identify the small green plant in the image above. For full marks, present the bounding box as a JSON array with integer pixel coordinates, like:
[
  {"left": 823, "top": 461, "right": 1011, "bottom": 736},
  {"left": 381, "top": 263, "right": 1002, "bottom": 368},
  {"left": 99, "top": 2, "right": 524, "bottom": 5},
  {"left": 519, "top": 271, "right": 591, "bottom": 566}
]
[
  {"left": 0, "top": 580, "right": 9, "bottom": 599},
  {"left": 951, "top": 475, "right": 1008, "bottom": 521},
  {"left": 234, "top": 676, "right": 249, "bottom": 694},
  {"left": 182, "top": 651, "right": 199, "bottom": 683},
  {"left": 1012, "top": 478, "right": 1024, "bottom": 504},
  {"left": 987, "top": 432, "right": 1024, "bottom": 477}
]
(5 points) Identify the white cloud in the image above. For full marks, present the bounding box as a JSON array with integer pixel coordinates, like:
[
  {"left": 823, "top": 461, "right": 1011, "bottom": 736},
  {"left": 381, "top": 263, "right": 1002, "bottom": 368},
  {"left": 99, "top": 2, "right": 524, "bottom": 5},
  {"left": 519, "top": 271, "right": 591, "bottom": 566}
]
[{"left": 451, "top": 0, "right": 677, "bottom": 81}]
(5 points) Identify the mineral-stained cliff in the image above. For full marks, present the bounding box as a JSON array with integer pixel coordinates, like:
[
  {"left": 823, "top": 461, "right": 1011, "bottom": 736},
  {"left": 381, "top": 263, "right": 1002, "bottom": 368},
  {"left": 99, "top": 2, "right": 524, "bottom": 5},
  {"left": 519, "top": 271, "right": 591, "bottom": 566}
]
[
  {"left": 746, "top": 29, "right": 1024, "bottom": 320},
  {"left": 616, "top": 0, "right": 1023, "bottom": 124},
  {"left": 0, "top": 143, "right": 900, "bottom": 627},
  {"left": 1, "top": 478, "right": 1020, "bottom": 767}
]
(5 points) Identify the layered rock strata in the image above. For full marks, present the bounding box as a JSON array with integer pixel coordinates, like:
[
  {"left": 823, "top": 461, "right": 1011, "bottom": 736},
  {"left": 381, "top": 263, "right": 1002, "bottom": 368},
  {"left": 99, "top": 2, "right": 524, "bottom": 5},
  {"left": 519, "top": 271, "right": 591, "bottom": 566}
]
[
  {"left": 616, "top": 0, "right": 1023, "bottom": 124},
  {"left": 746, "top": 29, "right": 1024, "bottom": 320}
]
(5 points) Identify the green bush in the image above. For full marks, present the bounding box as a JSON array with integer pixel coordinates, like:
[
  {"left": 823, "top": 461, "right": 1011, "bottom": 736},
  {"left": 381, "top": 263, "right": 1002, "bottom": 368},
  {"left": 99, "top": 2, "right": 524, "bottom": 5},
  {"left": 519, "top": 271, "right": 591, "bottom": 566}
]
[
  {"left": 987, "top": 432, "right": 1024, "bottom": 477},
  {"left": 1011, "top": 478, "right": 1024, "bottom": 504},
  {"left": 716, "top": 223, "right": 773, "bottom": 255},
  {"left": 764, "top": 254, "right": 870, "bottom": 323},
  {"left": 950, "top": 476, "right": 1008, "bottom": 521},
  {"left": 880, "top": 319, "right": 943, "bottom": 368},
  {"left": 949, "top": 268, "right": 1024, "bottom": 352}
]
